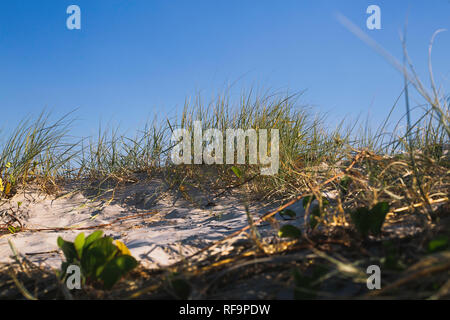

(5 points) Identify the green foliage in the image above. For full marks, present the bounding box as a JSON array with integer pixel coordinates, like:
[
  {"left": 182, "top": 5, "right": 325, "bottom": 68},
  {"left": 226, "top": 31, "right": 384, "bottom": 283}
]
[
  {"left": 57, "top": 231, "right": 138, "bottom": 290},
  {"left": 349, "top": 202, "right": 389, "bottom": 237},
  {"left": 381, "top": 241, "right": 405, "bottom": 271},
  {"left": 231, "top": 166, "right": 242, "bottom": 179},
  {"left": 427, "top": 236, "right": 449, "bottom": 253},
  {"left": 278, "top": 224, "right": 302, "bottom": 239},
  {"left": 292, "top": 265, "right": 329, "bottom": 299},
  {"left": 82, "top": 119, "right": 167, "bottom": 179},
  {"left": 0, "top": 111, "right": 78, "bottom": 198},
  {"left": 167, "top": 273, "right": 192, "bottom": 299}
]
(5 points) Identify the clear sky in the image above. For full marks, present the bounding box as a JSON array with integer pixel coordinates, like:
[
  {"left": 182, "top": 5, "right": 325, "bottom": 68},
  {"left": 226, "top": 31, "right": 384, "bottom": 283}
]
[{"left": 0, "top": 0, "right": 449, "bottom": 138}]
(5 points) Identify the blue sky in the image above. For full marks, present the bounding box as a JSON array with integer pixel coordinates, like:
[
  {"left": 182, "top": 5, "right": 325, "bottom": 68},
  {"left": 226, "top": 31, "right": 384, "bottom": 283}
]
[{"left": 0, "top": 0, "right": 449, "bottom": 138}]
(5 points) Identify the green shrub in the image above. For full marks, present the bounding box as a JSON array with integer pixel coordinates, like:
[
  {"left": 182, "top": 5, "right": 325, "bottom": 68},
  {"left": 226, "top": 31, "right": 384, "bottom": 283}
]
[
  {"left": 292, "top": 265, "right": 329, "bottom": 299},
  {"left": 427, "top": 236, "right": 449, "bottom": 253},
  {"left": 58, "top": 231, "right": 138, "bottom": 290},
  {"left": 278, "top": 224, "right": 302, "bottom": 239},
  {"left": 349, "top": 202, "right": 389, "bottom": 237}
]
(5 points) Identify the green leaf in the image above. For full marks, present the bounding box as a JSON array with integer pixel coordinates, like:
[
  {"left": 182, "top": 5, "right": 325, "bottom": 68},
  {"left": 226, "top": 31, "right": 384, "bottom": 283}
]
[
  {"left": 81, "top": 237, "right": 118, "bottom": 279},
  {"left": 74, "top": 232, "right": 85, "bottom": 259},
  {"left": 279, "top": 209, "right": 296, "bottom": 219},
  {"left": 278, "top": 225, "right": 302, "bottom": 239},
  {"left": 58, "top": 230, "right": 139, "bottom": 290},
  {"left": 57, "top": 236, "right": 64, "bottom": 248},
  {"left": 168, "top": 273, "right": 191, "bottom": 299},
  {"left": 231, "top": 166, "right": 242, "bottom": 179},
  {"left": 82, "top": 246, "right": 107, "bottom": 278},
  {"left": 60, "top": 261, "right": 70, "bottom": 278},
  {"left": 84, "top": 230, "right": 103, "bottom": 249},
  {"left": 369, "top": 202, "right": 389, "bottom": 235},
  {"left": 114, "top": 254, "right": 138, "bottom": 272},
  {"left": 350, "top": 207, "right": 371, "bottom": 237},
  {"left": 88, "top": 237, "right": 117, "bottom": 262},
  {"left": 381, "top": 241, "right": 405, "bottom": 271},
  {"left": 428, "top": 236, "right": 449, "bottom": 253},
  {"left": 100, "top": 268, "right": 121, "bottom": 290},
  {"left": 292, "top": 266, "right": 328, "bottom": 300},
  {"left": 57, "top": 237, "right": 78, "bottom": 263},
  {"left": 100, "top": 255, "right": 138, "bottom": 290},
  {"left": 293, "top": 269, "right": 316, "bottom": 299},
  {"left": 350, "top": 202, "right": 389, "bottom": 237}
]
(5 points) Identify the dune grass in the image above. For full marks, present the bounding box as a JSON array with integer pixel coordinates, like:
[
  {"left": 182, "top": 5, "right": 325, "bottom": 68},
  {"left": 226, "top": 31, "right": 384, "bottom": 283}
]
[
  {"left": 0, "top": 111, "right": 79, "bottom": 196},
  {"left": 0, "top": 76, "right": 448, "bottom": 208},
  {"left": 0, "top": 82, "right": 447, "bottom": 231}
]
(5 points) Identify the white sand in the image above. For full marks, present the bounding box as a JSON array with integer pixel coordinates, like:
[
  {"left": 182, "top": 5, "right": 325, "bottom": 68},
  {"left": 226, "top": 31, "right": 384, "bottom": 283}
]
[{"left": 0, "top": 179, "right": 307, "bottom": 270}]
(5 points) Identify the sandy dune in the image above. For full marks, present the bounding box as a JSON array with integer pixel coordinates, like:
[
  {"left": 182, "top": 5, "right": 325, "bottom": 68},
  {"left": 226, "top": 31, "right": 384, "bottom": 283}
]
[{"left": 0, "top": 179, "right": 306, "bottom": 270}]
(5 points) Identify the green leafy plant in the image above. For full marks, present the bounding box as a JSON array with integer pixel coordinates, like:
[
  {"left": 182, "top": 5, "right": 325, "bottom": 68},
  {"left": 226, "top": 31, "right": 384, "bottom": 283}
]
[
  {"left": 231, "top": 166, "right": 242, "bottom": 179},
  {"left": 292, "top": 265, "right": 329, "bottom": 299},
  {"left": 381, "top": 240, "right": 406, "bottom": 271},
  {"left": 349, "top": 202, "right": 390, "bottom": 237},
  {"left": 0, "top": 111, "right": 79, "bottom": 198},
  {"left": 58, "top": 230, "right": 138, "bottom": 290},
  {"left": 427, "top": 236, "right": 449, "bottom": 253},
  {"left": 167, "top": 272, "right": 192, "bottom": 299},
  {"left": 278, "top": 224, "right": 302, "bottom": 239}
]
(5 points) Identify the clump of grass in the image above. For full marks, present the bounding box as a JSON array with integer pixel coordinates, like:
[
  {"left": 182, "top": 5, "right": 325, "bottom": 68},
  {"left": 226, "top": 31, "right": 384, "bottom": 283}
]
[
  {"left": 164, "top": 89, "right": 353, "bottom": 203},
  {"left": 78, "top": 118, "right": 169, "bottom": 182},
  {"left": 0, "top": 111, "right": 78, "bottom": 197}
]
